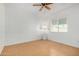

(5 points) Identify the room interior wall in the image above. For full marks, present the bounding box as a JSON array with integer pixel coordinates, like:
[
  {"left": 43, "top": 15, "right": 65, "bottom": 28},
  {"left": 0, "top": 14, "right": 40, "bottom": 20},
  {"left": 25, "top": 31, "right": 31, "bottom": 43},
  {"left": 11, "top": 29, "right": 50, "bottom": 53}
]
[
  {"left": 5, "top": 3, "right": 41, "bottom": 46},
  {"left": 3, "top": 3, "right": 79, "bottom": 48},
  {"left": 48, "top": 4, "right": 79, "bottom": 48},
  {"left": 0, "top": 3, "right": 5, "bottom": 54}
]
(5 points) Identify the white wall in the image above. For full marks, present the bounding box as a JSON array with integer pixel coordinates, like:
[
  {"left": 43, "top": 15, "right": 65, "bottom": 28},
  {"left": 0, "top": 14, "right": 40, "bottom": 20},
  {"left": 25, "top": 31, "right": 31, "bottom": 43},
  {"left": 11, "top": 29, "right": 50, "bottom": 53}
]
[
  {"left": 49, "top": 4, "right": 79, "bottom": 48},
  {"left": 5, "top": 3, "right": 41, "bottom": 45},
  {"left": 4, "top": 3, "right": 79, "bottom": 48},
  {"left": 0, "top": 3, "right": 5, "bottom": 54}
]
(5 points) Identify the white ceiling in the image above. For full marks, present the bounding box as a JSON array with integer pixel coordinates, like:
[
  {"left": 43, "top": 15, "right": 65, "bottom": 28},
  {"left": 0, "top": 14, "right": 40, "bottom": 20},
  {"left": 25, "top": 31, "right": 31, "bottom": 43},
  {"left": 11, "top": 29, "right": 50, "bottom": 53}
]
[
  {"left": 4, "top": 3, "right": 76, "bottom": 13},
  {"left": 4, "top": 3, "right": 78, "bottom": 19}
]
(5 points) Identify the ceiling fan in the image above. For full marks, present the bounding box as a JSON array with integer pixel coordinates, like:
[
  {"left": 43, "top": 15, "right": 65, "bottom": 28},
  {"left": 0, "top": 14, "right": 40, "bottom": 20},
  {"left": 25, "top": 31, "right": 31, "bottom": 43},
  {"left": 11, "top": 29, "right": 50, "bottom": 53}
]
[{"left": 33, "top": 3, "right": 53, "bottom": 11}]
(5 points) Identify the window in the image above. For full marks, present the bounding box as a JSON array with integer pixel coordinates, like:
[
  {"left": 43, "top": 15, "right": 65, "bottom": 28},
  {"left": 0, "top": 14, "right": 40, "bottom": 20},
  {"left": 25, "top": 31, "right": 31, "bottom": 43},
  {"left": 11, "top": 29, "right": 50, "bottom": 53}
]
[{"left": 50, "top": 17, "right": 68, "bottom": 32}]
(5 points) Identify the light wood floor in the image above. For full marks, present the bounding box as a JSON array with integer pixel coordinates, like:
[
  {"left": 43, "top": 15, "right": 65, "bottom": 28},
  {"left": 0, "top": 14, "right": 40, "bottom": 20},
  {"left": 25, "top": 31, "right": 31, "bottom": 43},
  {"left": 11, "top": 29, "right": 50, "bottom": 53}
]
[{"left": 1, "top": 40, "right": 79, "bottom": 56}]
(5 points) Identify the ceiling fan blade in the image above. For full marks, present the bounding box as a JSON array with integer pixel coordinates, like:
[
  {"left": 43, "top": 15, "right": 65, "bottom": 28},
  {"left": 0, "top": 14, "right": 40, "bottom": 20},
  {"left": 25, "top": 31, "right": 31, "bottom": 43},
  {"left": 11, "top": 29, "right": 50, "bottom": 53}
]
[
  {"left": 33, "top": 4, "right": 41, "bottom": 6},
  {"left": 45, "top": 6, "right": 51, "bottom": 10},
  {"left": 45, "top": 3, "right": 53, "bottom": 5},
  {"left": 39, "top": 6, "right": 43, "bottom": 11}
]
